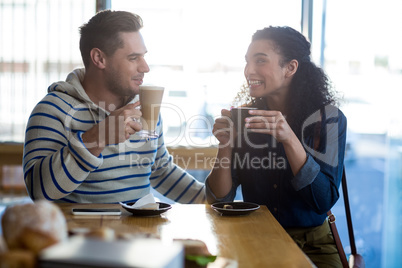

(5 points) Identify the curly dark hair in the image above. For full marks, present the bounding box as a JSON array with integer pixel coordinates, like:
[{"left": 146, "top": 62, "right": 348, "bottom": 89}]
[
  {"left": 236, "top": 26, "right": 338, "bottom": 137},
  {"left": 79, "top": 10, "right": 143, "bottom": 68}
]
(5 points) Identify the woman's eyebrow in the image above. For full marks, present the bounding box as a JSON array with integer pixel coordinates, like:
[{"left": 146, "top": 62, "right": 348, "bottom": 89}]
[
  {"left": 245, "top": 52, "right": 268, "bottom": 60},
  {"left": 253, "top": 52, "right": 268, "bottom": 57}
]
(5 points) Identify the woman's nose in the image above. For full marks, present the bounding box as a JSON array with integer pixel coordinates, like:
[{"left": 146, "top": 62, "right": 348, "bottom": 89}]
[{"left": 244, "top": 63, "right": 253, "bottom": 78}]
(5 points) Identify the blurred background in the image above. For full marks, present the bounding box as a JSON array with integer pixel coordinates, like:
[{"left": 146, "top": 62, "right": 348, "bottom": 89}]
[{"left": 1, "top": 1, "right": 401, "bottom": 267}]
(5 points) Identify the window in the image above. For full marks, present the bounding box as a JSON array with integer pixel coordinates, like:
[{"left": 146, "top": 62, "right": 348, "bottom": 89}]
[
  {"left": 314, "top": 1, "right": 402, "bottom": 267},
  {"left": 2, "top": 1, "right": 400, "bottom": 267},
  {"left": 0, "top": 0, "right": 95, "bottom": 142},
  {"left": 111, "top": 0, "right": 301, "bottom": 147},
  {"left": 1, "top": 0, "right": 301, "bottom": 145}
]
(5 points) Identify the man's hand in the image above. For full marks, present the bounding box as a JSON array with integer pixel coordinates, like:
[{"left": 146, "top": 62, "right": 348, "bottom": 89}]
[
  {"left": 82, "top": 101, "right": 142, "bottom": 156},
  {"left": 106, "top": 101, "right": 143, "bottom": 142}
]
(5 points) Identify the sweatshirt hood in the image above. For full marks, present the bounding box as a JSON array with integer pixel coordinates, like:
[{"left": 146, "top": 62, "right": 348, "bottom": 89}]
[
  {"left": 48, "top": 68, "right": 137, "bottom": 113},
  {"left": 48, "top": 68, "right": 98, "bottom": 109}
]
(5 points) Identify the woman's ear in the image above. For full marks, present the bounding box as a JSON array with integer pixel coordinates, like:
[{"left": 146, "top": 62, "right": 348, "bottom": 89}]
[
  {"left": 285, "top": 59, "right": 299, "bottom": 78},
  {"left": 90, "top": 48, "right": 106, "bottom": 69}
]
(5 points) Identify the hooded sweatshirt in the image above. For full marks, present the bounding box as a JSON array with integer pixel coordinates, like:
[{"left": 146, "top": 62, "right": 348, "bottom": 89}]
[{"left": 23, "top": 68, "right": 205, "bottom": 203}]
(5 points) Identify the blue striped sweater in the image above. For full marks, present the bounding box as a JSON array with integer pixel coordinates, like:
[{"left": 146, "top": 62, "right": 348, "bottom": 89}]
[{"left": 23, "top": 69, "right": 206, "bottom": 203}]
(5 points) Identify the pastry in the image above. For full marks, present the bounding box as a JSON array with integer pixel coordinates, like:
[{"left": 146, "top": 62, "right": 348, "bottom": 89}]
[{"left": 1, "top": 200, "right": 67, "bottom": 254}]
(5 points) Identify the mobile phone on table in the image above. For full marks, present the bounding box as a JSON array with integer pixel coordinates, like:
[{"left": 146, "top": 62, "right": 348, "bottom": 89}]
[{"left": 71, "top": 208, "right": 122, "bottom": 216}]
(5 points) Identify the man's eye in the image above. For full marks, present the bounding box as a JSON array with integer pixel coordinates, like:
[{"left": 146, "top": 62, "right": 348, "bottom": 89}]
[{"left": 130, "top": 57, "right": 137, "bottom": 61}]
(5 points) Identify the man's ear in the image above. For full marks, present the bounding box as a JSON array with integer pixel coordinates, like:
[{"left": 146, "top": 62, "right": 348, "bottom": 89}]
[
  {"left": 90, "top": 48, "right": 106, "bottom": 69},
  {"left": 285, "top": 59, "right": 299, "bottom": 78}
]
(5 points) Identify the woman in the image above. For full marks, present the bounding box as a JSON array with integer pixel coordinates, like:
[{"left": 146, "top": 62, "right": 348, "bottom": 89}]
[{"left": 206, "top": 26, "right": 346, "bottom": 267}]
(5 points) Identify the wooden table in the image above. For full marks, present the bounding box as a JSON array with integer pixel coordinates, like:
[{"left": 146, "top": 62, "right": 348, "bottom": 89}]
[{"left": 58, "top": 203, "right": 314, "bottom": 267}]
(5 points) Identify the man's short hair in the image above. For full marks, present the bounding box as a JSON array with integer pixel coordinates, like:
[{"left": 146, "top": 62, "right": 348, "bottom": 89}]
[{"left": 79, "top": 10, "right": 143, "bottom": 68}]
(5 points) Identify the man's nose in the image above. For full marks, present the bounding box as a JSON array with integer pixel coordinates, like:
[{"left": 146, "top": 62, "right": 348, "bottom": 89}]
[{"left": 139, "top": 58, "right": 150, "bottom": 73}]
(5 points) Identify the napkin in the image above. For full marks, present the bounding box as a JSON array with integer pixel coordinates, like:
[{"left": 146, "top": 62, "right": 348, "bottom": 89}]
[{"left": 120, "top": 193, "right": 159, "bottom": 210}]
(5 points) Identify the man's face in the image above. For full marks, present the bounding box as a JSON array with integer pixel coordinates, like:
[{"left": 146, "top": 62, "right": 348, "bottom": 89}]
[{"left": 104, "top": 31, "right": 150, "bottom": 97}]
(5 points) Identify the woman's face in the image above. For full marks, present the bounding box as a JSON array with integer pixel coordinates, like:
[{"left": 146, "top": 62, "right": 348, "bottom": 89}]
[{"left": 244, "top": 39, "right": 292, "bottom": 99}]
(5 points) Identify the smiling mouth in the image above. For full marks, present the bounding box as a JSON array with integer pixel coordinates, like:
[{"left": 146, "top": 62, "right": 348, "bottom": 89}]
[
  {"left": 248, "top": 80, "right": 263, "bottom": 86},
  {"left": 132, "top": 77, "right": 144, "bottom": 85},
  {"left": 132, "top": 75, "right": 144, "bottom": 80}
]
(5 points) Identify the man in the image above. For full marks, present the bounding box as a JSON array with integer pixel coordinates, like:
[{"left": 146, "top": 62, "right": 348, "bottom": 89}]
[{"left": 23, "top": 10, "right": 205, "bottom": 203}]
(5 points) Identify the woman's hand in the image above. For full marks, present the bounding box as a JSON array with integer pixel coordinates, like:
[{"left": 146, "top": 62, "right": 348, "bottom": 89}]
[
  {"left": 246, "top": 109, "right": 307, "bottom": 175},
  {"left": 245, "top": 110, "right": 294, "bottom": 143},
  {"left": 212, "top": 109, "right": 235, "bottom": 148},
  {"left": 209, "top": 109, "right": 235, "bottom": 198}
]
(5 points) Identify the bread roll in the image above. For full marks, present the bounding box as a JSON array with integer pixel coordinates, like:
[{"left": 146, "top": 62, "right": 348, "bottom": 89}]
[
  {"left": 0, "top": 249, "right": 36, "bottom": 268},
  {"left": 174, "top": 239, "right": 217, "bottom": 268},
  {"left": 83, "top": 227, "right": 116, "bottom": 241},
  {"left": 1, "top": 200, "right": 67, "bottom": 254}
]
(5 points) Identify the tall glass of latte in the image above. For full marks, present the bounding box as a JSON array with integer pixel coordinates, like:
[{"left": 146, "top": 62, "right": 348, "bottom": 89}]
[{"left": 137, "top": 85, "right": 165, "bottom": 138}]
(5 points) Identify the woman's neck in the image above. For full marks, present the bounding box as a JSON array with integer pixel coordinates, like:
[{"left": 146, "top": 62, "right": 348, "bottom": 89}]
[{"left": 265, "top": 93, "right": 288, "bottom": 114}]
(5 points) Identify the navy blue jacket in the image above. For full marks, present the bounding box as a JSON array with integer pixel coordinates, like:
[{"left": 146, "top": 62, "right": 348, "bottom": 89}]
[{"left": 206, "top": 105, "right": 347, "bottom": 228}]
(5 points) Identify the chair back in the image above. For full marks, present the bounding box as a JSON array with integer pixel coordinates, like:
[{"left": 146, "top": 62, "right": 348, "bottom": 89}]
[{"left": 328, "top": 168, "right": 365, "bottom": 268}]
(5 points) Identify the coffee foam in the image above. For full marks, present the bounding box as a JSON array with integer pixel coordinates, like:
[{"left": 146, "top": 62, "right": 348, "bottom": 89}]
[{"left": 139, "top": 85, "right": 164, "bottom": 91}]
